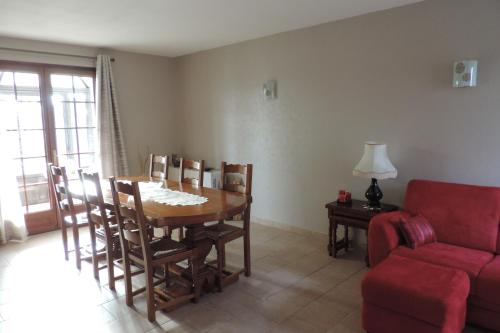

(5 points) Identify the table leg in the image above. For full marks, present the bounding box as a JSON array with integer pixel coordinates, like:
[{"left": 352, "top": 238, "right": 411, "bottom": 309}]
[{"left": 182, "top": 224, "right": 215, "bottom": 299}]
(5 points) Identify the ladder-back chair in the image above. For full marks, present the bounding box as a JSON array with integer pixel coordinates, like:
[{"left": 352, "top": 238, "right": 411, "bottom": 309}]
[
  {"left": 109, "top": 178, "right": 198, "bottom": 322},
  {"left": 205, "top": 162, "right": 253, "bottom": 291}
]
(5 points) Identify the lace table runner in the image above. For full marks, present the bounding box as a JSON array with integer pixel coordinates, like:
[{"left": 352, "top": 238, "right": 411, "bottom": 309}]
[{"left": 129, "top": 181, "right": 208, "bottom": 206}]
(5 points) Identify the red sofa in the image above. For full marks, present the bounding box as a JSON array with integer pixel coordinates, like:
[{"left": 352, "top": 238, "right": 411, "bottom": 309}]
[{"left": 367, "top": 179, "right": 500, "bottom": 332}]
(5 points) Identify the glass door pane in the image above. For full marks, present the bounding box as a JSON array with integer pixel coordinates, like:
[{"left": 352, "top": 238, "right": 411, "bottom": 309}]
[
  {"left": 0, "top": 70, "right": 50, "bottom": 213},
  {"left": 50, "top": 73, "right": 97, "bottom": 179}
]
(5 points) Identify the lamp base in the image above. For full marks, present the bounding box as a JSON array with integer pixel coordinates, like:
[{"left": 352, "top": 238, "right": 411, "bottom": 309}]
[{"left": 365, "top": 178, "right": 383, "bottom": 207}]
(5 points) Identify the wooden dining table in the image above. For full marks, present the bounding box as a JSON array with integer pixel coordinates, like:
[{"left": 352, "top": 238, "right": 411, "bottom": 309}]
[{"left": 71, "top": 175, "right": 251, "bottom": 297}]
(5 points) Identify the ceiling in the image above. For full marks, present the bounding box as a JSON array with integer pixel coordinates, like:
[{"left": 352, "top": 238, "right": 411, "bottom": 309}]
[{"left": 0, "top": 0, "right": 423, "bottom": 57}]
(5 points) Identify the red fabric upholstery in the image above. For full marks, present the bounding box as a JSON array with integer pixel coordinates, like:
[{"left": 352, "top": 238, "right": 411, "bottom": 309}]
[
  {"left": 469, "top": 295, "right": 500, "bottom": 313},
  {"left": 467, "top": 304, "right": 500, "bottom": 332},
  {"left": 368, "top": 210, "right": 409, "bottom": 266},
  {"left": 399, "top": 215, "right": 437, "bottom": 249},
  {"left": 392, "top": 242, "right": 493, "bottom": 294},
  {"left": 476, "top": 255, "right": 500, "bottom": 306},
  {"left": 362, "top": 255, "right": 469, "bottom": 330},
  {"left": 404, "top": 179, "right": 500, "bottom": 253},
  {"left": 363, "top": 302, "right": 446, "bottom": 333}
]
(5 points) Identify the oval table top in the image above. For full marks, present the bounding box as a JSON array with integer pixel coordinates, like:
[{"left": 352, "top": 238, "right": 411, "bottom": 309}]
[{"left": 113, "top": 176, "right": 250, "bottom": 227}]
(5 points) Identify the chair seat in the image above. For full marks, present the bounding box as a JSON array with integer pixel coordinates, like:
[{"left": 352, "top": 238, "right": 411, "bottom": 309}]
[
  {"left": 95, "top": 225, "right": 119, "bottom": 240},
  {"left": 205, "top": 223, "right": 243, "bottom": 240},
  {"left": 131, "top": 238, "right": 188, "bottom": 260},
  {"left": 63, "top": 212, "right": 88, "bottom": 226}
]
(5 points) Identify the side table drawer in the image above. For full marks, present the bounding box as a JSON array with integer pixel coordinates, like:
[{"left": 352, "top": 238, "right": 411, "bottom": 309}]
[{"left": 333, "top": 215, "right": 370, "bottom": 229}]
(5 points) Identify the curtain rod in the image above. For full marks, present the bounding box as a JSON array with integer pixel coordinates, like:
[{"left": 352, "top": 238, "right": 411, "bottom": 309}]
[{"left": 0, "top": 47, "right": 115, "bottom": 62}]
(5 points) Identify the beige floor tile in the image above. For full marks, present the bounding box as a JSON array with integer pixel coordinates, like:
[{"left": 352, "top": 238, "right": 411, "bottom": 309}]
[
  {"left": 294, "top": 298, "right": 351, "bottom": 329},
  {"left": 256, "top": 284, "right": 317, "bottom": 323},
  {"left": 148, "top": 319, "right": 197, "bottom": 333},
  {"left": 0, "top": 224, "right": 491, "bottom": 333},
  {"left": 270, "top": 317, "right": 326, "bottom": 333},
  {"left": 326, "top": 312, "right": 364, "bottom": 333}
]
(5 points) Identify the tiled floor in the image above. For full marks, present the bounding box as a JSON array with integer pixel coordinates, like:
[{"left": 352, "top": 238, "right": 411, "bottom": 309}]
[{"left": 0, "top": 223, "right": 491, "bottom": 332}]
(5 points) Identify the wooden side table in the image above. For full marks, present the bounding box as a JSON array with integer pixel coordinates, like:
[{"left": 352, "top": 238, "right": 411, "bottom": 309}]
[{"left": 326, "top": 199, "right": 398, "bottom": 266}]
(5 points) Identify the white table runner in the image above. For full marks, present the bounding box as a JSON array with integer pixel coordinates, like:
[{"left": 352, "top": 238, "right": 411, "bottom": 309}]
[{"left": 133, "top": 181, "right": 208, "bottom": 206}]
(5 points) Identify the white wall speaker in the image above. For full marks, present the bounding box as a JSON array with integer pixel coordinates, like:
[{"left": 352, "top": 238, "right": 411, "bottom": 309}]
[
  {"left": 263, "top": 79, "right": 277, "bottom": 99},
  {"left": 452, "top": 60, "right": 478, "bottom": 88}
]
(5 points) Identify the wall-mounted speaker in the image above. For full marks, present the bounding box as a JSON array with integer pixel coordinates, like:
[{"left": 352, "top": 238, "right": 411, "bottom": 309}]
[{"left": 452, "top": 60, "right": 478, "bottom": 88}]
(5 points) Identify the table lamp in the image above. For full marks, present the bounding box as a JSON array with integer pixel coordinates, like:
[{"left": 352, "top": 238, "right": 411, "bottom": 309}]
[{"left": 353, "top": 142, "right": 397, "bottom": 208}]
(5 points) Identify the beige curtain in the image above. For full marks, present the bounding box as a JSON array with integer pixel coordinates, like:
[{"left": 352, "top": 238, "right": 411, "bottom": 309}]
[
  {"left": 96, "top": 54, "right": 129, "bottom": 177},
  {"left": 0, "top": 127, "right": 28, "bottom": 244}
]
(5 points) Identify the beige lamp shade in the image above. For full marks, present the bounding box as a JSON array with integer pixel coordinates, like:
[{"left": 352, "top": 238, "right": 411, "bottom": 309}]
[{"left": 353, "top": 142, "right": 397, "bottom": 179}]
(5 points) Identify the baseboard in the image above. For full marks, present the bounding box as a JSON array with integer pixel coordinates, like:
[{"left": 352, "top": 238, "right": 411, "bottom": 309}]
[{"left": 252, "top": 217, "right": 328, "bottom": 241}]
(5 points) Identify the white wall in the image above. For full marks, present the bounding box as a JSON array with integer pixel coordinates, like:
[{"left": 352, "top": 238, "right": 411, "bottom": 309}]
[{"left": 174, "top": 0, "right": 500, "bottom": 233}]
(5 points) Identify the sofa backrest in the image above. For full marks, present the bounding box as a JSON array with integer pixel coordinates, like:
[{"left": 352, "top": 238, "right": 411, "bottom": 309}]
[{"left": 404, "top": 179, "right": 500, "bottom": 253}]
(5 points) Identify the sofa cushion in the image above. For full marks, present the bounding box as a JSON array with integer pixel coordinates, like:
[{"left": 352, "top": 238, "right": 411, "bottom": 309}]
[
  {"left": 476, "top": 256, "right": 500, "bottom": 306},
  {"left": 399, "top": 215, "right": 437, "bottom": 249},
  {"left": 362, "top": 255, "right": 469, "bottom": 329},
  {"left": 392, "top": 242, "right": 494, "bottom": 293},
  {"left": 404, "top": 179, "right": 500, "bottom": 253}
]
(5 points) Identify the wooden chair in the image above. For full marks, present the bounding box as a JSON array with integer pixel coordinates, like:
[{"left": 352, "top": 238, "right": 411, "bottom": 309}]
[
  {"left": 48, "top": 163, "right": 91, "bottom": 269},
  {"left": 109, "top": 178, "right": 198, "bottom": 322},
  {"left": 169, "top": 158, "right": 205, "bottom": 239},
  {"left": 78, "top": 170, "right": 123, "bottom": 290},
  {"left": 205, "top": 162, "right": 253, "bottom": 291},
  {"left": 148, "top": 154, "right": 169, "bottom": 181},
  {"left": 179, "top": 158, "right": 205, "bottom": 187}
]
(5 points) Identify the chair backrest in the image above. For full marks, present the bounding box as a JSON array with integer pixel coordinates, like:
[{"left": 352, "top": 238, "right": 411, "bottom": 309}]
[
  {"left": 48, "top": 163, "right": 77, "bottom": 216},
  {"left": 78, "top": 170, "right": 112, "bottom": 229},
  {"left": 148, "top": 154, "right": 169, "bottom": 181},
  {"left": 109, "top": 178, "right": 152, "bottom": 260},
  {"left": 179, "top": 158, "right": 205, "bottom": 187},
  {"left": 221, "top": 162, "right": 253, "bottom": 196}
]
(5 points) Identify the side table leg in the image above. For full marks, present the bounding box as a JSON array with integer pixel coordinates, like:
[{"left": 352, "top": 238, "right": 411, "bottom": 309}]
[
  {"left": 332, "top": 221, "right": 338, "bottom": 258},
  {"left": 344, "top": 225, "right": 349, "bottom": 253},
  {"left": 328, "top": 218, "right": 333, "bottom": 256}
]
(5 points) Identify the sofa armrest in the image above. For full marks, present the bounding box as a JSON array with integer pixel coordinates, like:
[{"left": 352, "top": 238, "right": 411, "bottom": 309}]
[{"left": 368, "top": 210, "right": 409, "bottom": 267}]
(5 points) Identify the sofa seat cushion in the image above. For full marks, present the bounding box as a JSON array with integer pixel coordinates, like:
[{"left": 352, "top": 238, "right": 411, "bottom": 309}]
[
  {"left": 362, "top": 255, "right": 469, "bottom": 329},
  {"left": 476, "top": 256, "right": 500, "bottom": 307},
  {"left": 392, "top": 242, "right": 493, "bottom": 293}
]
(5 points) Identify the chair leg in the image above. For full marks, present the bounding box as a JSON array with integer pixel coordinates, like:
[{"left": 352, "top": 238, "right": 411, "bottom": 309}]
[
  {"left": 164, "top": 263, "right": 170, "bottom": 289},
  {"left": 123, "top": 255, "right": 134, "bottom": 306},
  {"left": 106, "top": 239, "right": 115, "bottom": 290},
  {"left": 190, "top": 259, "right": 200, "bottom": 303},
  {"left": 243, "top": 225, "right": 251, "bottom": 277},
  {"left": 72, "top": 223, "right": 81, "bottom": 270},
  {"left": 216, "top": 241, "right": 224, "bottom": 292},
  {"left": 90, "top": 224, "right": 99, "bottom": 280},
  {"left": 61, "top": 222, "right": 69, "bottom": 261},
  {"left": 146, "top": 266, "right": 156, "bottom": 322}
]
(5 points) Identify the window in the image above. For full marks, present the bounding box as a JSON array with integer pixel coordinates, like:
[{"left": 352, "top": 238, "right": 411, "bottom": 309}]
[{"left": 0, "top": 62, "right": 97, "bottom": 232}]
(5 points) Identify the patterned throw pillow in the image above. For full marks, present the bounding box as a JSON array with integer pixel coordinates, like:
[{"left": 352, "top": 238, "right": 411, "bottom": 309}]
[{"left": 399, "top": 215, "right": 437, "bottom": 249}]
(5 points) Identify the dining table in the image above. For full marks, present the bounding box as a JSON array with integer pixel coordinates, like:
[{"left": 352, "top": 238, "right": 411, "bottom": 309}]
[{"left": 70, "top": 175, "right": 251, "bottom": 298}]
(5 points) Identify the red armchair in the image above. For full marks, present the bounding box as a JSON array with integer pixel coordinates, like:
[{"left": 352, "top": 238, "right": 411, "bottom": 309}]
[{"left": 366, "top": 179, "right": 500, "bottom": 332}]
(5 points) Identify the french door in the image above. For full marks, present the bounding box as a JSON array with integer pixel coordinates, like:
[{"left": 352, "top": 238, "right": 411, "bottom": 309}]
[{"left": 0, "top": 61, "right": 97, "bottom": 234}]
